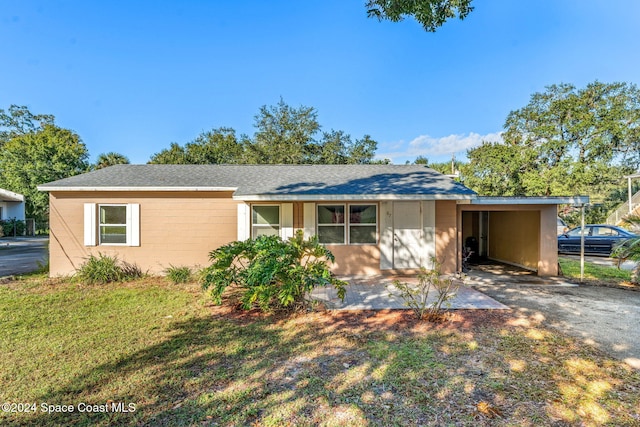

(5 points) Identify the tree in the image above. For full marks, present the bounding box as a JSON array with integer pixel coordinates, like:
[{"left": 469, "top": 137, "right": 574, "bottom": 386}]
[
  {"left": 149, "top": 142, "right": 189, "bottom": 164},
  {"left": 413, "top": 155, "right": 429, "bottom": 164},
  {"left": 185, "top": 127, "right": 244, "bottom": 164},
  {"left": 148, "top": 100, "right": 381, "bottom": 165},
  {"left": 0, "top": 124, "right": 89, "bottom": 222},
  {"left": 149, "top": 128, "right": 245, "bottom": 165},
  {"left": 0, "top": 105, "right": 54, "bottom": 147},
  {"left": 366, "top": 0, "right": 474, "bottom": 32},
  {"left": 94, "top": 152, "right": 130, "bottom": 169},
  {"left": 314, "top": 130, "right": 379, "bottom": 164},
  {"left": 346, "top": 134, "right": 378, "bottom": 164},
  {"left": 246, "top": 99, "right": 320, "bottom": 164},
  {"left": 462, "top": 81, "right": 640, "bottom": 201}
]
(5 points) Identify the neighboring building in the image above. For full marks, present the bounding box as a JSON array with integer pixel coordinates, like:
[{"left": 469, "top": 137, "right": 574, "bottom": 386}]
[
  {"left": 38, "top": 164, "right": 587, "bottom": 277},
  {"left": 0, "top": 188, "right": 26, "bottom": 222}
]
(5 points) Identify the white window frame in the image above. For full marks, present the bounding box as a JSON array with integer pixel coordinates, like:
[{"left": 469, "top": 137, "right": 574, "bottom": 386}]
[
  {"left": 316, "top": 203, "right": 379, "bottom": 246},
  {"left": 98, "top": 204, "right": 129, "bottom": 246},
  {"left": 317, "top": 204, "right": 346, "bottom": 245},
  {"left": 84, "top": 203, "right": 139, "bottom": 247},
  {"left": 251, "top": 204, "right": 281, "bottom": 238},
  {"left": 347, "top": 203, "right": 378, "bottom": 245}
]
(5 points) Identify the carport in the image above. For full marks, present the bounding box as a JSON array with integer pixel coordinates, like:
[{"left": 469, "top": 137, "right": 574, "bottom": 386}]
[{"left": 457, "top": 197, "right": 588, "bottom": 276}]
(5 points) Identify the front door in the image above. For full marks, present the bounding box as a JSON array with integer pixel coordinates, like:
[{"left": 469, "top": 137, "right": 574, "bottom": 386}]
[{"left": 393, "top": 201, "right": 422, "bottom": 268}]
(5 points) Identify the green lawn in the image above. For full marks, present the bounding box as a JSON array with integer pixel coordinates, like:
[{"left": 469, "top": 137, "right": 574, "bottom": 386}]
[
  {"left": 559, "top": 257, "right": 633, "bottom": 282},
  {"left": 1, "top": 275, "right": 639, "bottom": 426}
]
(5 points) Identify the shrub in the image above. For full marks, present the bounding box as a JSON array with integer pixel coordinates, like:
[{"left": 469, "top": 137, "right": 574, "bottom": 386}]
[
  {"left": 0, "top": 219, "right": 26, "bottom": 237},
  {"left": 612, "top": 215, "right": 640, "bottom": 284},
  {"left": 76, "top": 253, "right": 144, "bottom": 284},
  {"left": 201, "top": 230, "right": 347, "bottom": 312},
  {"left": 165, "top": 265, "right": 192, "bottom": 284},
  {"left": 121, "top": 261, "right": 145, "bottom": 280},
  {"left": 392, "top": 258, "right": 460, "bottom": 321}
]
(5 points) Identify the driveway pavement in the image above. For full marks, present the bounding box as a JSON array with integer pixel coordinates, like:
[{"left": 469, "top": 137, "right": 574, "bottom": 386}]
[
  {"left": 0, "top": 237, "right": 49, "bottom": 278},
  {"left": 468, "top": 266, "right": 640, "bottom": 369}
]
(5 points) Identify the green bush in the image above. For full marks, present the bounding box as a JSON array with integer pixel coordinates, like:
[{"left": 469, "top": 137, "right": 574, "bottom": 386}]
[
  {"left": 0, "top": 219, "right": 26, "bottom": 237},
  {"left": 165, "top": 265, "right": 192, "bottom": 284},
  {"left": 392, "top": 258, "right": 460, "bottom": 321},
  {"left": 201, "top": 230, "right": 347, "bottom": 312},
  {"left": 76, "top": 253, "right": 144, "bottom": 284},
  {"left": 612, "top": 214, "right": 640, "bottom": 284}
]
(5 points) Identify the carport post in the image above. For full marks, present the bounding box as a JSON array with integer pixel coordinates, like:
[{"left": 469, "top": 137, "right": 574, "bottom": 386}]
[{"left": 580, "top": 204, "right": 585, "bottom": 283}]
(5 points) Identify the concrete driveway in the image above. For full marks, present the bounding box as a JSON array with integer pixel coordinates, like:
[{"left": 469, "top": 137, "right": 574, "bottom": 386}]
[
  {"left": 0, "top": 237, "right": 49, "bottom": 278},
  {"left": 468, "top": 266, "right": 640, "bottom": 369}
]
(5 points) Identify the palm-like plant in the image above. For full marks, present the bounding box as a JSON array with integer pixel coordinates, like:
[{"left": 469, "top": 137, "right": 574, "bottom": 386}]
[
  {"left": 94, "top": 152, "right": 130, "bottom": 169},
  {"left": 611, "top": 215, "right": 640, "bottom": 283}
]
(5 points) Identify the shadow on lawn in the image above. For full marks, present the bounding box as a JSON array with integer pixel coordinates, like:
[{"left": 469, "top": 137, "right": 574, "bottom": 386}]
[{"left": 27, "top": 308, "right": 640, "bottom": 426}]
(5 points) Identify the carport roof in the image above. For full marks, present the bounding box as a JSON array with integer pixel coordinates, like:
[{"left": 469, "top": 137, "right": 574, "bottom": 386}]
[{"left": 469, "top": 196, "right": 590, "bottom": 205}]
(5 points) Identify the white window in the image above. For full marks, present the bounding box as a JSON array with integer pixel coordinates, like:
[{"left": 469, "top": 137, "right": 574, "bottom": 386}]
[
  {"left": 84, "top": 203, "right": 140, "bottom": 247},
  {"left": 251, "top": 205, "right": 280, "bottom": 237},
  {"left": 99, "top": 205, "right": 127, "bottom": 244},
  {"left": 317, "top": 204, "right": 377, "bottom": 245},
  {"left": 349, "top": 204, "right": 377, "bottom": 244},
  {"left": 317, "top": 204, "right": 345, "bottom": 244}
]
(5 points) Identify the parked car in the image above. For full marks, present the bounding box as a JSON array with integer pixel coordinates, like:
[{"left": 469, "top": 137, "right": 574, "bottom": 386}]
[{"left": 557, "top": 224, "right": 638, "bottom": 256}]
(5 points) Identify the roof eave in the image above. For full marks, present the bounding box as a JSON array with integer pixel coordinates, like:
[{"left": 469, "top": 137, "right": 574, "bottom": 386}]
[
  {"left": 234, "top": 194, "right": 477, "bottom": 201},
  {"left": 36, "top": 186, "right": 239, "bottom": 192}
]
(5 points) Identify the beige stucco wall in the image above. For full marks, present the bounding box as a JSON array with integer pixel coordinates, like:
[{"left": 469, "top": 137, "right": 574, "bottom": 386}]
[
  {"left": 488, "top": 211, "right": 540, "bottom": 270},
  {"left": 458, "top": 204, "right": 558, "bottom": 276},
  {"left": 49, "top": 191, "right": 239, "bottom": 276},
  {"left": 435, "top": 200, "right": 457, "bottom": 274},
  {"left": 326, "top": 245, "right": 381, "bottom": 275}
]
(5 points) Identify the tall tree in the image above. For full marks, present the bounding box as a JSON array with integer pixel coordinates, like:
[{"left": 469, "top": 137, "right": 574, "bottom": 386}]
[
  {"left": 462, "top": 81, "right": 640, "bottom": 200},
  {"left": 185, "top": 127, "right": 245, "bottom": 164},
  {"left": 94, "top": 152, "right": 130, "bottom": 169},
  {"left": 149, "top": 128, "right": 245, "bottom": 164},
  {"left": 149, "top": 142, "right": 189, "bottom": 164},
  {"left": 246, "top": 99, "right": 320, "bottom": 164},
  {"left": 346, "top": 135, "right": 378, "bottom": 164},
  {"left": 148, "top": 100, "right": 380, "bottom": 165},
  {"left": 0, "top": 124, "right": 89, "bottom": 222},
  {"left": 0, "top": 105, "right": 54, "bottom": 147},
  {"left": 366, "top": 0, "right": 474, "bottom": 32}
]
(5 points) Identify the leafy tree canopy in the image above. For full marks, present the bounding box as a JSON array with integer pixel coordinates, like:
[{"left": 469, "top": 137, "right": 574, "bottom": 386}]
[
  {"left": 0, "top": 105, "right": 54, "bottom": 147},
  {"left": 462, "top": 81, "right": 640, "bottom": 201},
  {"left": 149, "top": 100, "right": 380, "bottom": 165},
  {"left": 94, "top": 152, "right": 130, "bottom": 169},
  {"left": 0, "top": 124, "right": 89, "bottom": 222},
  {"left": 366, "top": 0, "right": 474, "bottom": 32}
]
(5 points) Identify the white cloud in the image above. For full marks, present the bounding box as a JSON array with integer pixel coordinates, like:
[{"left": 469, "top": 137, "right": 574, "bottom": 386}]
[{"left": 377, "top": 132, "right": 503, "bottom": 163}]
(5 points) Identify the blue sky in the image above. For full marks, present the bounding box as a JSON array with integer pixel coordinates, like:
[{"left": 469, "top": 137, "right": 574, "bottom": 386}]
[{"left": 3, "top": 1, "right": 640, "bottom": 165}]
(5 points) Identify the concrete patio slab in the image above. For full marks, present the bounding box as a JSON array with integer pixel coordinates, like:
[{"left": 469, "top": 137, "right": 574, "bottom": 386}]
[{"left": 310, "top": 275, "right": 509, "bottom": 310}]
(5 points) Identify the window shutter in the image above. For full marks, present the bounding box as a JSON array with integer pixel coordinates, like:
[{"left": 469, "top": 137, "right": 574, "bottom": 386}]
[
  {"left": 84, "top": 203, "right": 97, "bottom": 246},
  {"left": 421, "top": 201, "right": 435, "bottom": 265},
  {"left": 281, "top": 203, "right": 294, "bottom": 240},
  {"left": 303, "top": 203, "right": 315, "bottom": 238},
  {"left": 379, "top": 201, "right": 393, "bottom": 269},
  {"left": 127, "top": 203, "right": 140, "bottom": 247},
  {"left": 237, "top": 203, "right": 250, "bottom": 241}
]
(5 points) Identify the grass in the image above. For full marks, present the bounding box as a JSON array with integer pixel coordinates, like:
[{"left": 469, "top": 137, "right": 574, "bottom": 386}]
[
  {"left": 1, "top": 275, "right": 640, "bottom": 426},
  {"left": 559, "top": 257, "right": 633, "bottom": 282}
]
